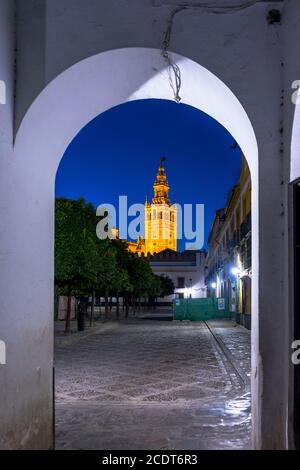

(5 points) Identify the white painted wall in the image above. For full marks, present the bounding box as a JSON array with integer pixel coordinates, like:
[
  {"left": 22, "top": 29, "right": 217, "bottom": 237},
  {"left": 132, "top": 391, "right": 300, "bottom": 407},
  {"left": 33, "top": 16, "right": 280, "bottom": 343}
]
[
  {"left": 283, "top": 1, "right": 300, "bottom": 184},
  {"left": 0, "top": 0, "right": 14, "bottom": 146}
]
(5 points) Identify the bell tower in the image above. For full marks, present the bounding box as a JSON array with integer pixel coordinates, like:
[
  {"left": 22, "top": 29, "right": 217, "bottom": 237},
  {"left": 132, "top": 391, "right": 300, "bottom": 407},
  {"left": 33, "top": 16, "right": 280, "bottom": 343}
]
[{"left": 144, "top": 158, "right": 177, "bottom": 255}]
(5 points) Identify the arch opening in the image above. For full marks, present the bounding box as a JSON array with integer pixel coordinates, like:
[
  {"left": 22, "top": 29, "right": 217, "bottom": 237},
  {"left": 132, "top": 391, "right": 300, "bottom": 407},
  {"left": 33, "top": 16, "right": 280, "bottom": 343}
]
[{"left": 54, "top": 97, "right": 253, "bottom": 448}]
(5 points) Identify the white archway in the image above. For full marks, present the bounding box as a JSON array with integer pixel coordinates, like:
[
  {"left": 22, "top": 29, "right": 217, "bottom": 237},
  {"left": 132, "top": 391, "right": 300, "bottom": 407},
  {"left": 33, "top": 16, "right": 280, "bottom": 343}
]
[
  {"left": 4, "top": 48, "right": 259, "bottom": 448},
  {"left": 289, "top": 96, "right": 300, "bottom": 448}
]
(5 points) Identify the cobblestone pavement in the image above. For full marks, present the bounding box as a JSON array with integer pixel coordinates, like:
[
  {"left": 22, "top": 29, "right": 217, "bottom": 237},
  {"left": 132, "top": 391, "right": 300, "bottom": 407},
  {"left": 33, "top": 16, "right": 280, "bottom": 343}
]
[{"left": 55, "top": 317, "right": 251, "bottom": 450}]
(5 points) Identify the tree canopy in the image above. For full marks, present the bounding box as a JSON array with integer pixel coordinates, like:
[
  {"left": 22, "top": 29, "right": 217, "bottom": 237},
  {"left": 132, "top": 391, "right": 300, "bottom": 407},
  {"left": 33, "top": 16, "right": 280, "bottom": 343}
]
[{"left": 55, "top": 197, "right": 175, "bottom": 330}]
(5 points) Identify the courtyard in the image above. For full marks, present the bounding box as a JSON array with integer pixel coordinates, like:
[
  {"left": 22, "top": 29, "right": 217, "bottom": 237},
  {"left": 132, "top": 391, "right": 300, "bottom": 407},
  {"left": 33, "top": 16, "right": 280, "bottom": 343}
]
[{"left": 55, "top": 316, "right": 251, "bottom": 450}]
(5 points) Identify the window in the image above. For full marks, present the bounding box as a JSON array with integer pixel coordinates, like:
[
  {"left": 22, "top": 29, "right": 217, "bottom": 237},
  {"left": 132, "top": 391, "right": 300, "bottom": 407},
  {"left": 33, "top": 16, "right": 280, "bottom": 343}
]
[
  {"left": 177, "top": 277, "right": 185, "bottom": 288},
  {"left": 243, "top": 196, "right": 247, "bottom": 220}
]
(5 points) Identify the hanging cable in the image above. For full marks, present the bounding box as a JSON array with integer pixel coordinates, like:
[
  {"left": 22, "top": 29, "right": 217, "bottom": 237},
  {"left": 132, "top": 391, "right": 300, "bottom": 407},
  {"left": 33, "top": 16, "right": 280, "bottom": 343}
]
[{"left": 161, "top": 6, "right": 186, "bottom": 102}]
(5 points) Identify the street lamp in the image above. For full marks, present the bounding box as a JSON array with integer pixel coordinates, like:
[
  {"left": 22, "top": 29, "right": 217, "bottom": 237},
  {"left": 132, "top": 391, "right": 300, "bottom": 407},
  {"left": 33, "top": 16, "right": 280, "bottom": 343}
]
[{"left": 211, "top": 282, "right": 217, "bottom": 289}]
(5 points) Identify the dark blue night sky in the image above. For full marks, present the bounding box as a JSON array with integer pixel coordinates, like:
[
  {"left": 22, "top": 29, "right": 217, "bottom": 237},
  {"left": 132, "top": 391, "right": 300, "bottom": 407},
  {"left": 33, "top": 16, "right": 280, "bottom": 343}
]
[{"left": 55, "top": 99, "right": 241, "bottom": 250}]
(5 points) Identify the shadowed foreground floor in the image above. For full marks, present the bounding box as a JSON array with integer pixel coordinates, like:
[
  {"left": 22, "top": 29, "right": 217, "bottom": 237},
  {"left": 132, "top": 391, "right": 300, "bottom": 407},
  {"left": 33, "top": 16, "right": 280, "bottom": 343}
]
[{"left": 55, "top": 317, "right": 251, "bottom": 450}]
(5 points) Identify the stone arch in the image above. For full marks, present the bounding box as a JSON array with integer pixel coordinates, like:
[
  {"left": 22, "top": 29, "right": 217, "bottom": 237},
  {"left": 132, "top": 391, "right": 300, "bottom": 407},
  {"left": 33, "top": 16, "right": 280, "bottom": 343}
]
[{"left": 9, "top": 48, "right": 259, "bottom": 448}]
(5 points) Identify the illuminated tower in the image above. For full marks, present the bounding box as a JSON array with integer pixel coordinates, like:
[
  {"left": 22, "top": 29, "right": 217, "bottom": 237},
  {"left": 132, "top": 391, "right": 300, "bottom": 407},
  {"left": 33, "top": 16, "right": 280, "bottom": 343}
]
[{"left": 144, "top": 158, "right": 177, "bottom": 255}]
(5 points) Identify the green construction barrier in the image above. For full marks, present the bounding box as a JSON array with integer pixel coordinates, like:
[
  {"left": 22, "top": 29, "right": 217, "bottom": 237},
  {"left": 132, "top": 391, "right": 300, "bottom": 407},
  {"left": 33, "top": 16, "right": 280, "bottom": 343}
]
[{"left": 173, "top": 297, "right": 230, "bottom": 321}]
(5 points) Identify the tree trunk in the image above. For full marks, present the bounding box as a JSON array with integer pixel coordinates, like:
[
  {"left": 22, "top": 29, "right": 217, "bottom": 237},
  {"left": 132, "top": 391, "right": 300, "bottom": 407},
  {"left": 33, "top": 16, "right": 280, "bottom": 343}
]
[
  {"left": 65, "top": 287, "right": 72, "bottom": 334},
  {"left": 90, "top": 290, "right": 95, "bottom": 327}
]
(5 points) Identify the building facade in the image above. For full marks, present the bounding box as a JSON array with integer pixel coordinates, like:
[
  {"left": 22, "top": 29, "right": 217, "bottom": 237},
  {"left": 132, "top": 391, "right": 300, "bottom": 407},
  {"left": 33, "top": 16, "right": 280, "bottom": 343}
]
[
  {"left": 205, "top": 155, "right": 251, "bottom": 329},
  {"left": 128, "top": 158, "right": 177, "bottom": 255},
  {"left": 148, "top": 249, "right": 206, "bottom": 303}
]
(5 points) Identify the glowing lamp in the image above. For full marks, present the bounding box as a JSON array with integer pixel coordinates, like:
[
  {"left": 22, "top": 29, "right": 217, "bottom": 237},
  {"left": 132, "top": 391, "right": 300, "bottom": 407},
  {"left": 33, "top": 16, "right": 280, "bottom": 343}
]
[{"left": 231, "top": 267, "right": 240, "bottom": 276}]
